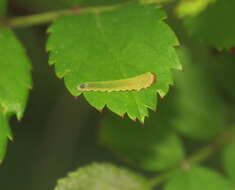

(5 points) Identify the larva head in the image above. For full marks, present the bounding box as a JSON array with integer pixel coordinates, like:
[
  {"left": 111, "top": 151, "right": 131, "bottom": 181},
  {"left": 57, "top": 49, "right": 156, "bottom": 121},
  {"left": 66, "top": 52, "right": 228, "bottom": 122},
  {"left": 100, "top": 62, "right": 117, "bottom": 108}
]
[{"left": 77, "top": 83, "right": 87, "bottom": 91}]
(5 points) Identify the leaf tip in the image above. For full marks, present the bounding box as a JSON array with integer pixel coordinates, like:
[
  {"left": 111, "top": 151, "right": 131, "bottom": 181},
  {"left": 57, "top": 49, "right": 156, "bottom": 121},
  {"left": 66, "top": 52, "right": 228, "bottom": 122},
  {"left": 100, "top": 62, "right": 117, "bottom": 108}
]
[
  {"left": 118, "top": 113, "right": 125, "bottom": 119},
  {"left": 73, "top": 95, "right": 79, "bottom": 99},
  {"left": 97, "top": 108, "right": 104, "bottom": 113},
  {"left": 9, "top": 136, "right": 14, "bottom": 142}
]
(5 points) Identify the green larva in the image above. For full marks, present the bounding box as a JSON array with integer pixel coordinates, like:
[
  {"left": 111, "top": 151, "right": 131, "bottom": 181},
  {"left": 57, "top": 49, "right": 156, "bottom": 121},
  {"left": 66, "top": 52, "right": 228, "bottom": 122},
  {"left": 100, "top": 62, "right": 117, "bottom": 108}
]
[{"left": 77, "top": 72, "right": 156, "bottom": 92}]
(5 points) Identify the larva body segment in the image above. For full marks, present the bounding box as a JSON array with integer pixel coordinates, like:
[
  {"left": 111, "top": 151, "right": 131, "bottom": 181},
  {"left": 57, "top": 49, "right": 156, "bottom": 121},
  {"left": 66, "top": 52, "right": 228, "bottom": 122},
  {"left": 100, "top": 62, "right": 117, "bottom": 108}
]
[{"left": 77, "top": 72, "right": 156, "bottom": 92}]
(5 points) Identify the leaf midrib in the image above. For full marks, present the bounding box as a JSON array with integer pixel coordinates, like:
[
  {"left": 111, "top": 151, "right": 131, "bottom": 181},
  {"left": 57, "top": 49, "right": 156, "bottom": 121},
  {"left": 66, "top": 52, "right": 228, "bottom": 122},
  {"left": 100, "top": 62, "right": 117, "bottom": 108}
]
[{"left": 94, "top": 12, "right": 144, "bottom": 120}]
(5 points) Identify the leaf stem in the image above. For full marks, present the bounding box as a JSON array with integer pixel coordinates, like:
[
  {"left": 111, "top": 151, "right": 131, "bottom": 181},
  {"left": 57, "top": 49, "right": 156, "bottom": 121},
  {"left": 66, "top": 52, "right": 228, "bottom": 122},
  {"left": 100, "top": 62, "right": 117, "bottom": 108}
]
[
  {"left": 0, "top": 4, "right": 124, "bottom": 28},
  {"left": 148, "top": 127, "right": 235, "bottom": 188}
]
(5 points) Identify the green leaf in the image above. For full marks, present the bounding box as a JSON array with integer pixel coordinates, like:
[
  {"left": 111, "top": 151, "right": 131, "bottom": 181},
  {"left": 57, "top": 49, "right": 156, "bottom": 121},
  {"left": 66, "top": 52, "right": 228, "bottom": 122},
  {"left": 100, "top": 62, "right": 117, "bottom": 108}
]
[
  {"left": 222, "top": 139, "right": 235, "bottom": 183},
  {"left": 176, "top": 0, "right": 216, "bottom": 18},
  {"left": 99, "top": 104, "right": 185, "bottom": 171},
  {"left": 183, "top": 0, "right": 235, "bottom": 50},
  {"left": 164, "top": 166, "right": 234, "bottom": 190},
  {"left": 0, "top": 26, "right": 32, "bottom": 161},
  {"left": 54, "top": 163, "right": 151, "bottom": 190},
  {"left": 173, "top": 48, "right": 227, "bottom": 140},
  {"left": 0, "top": 0, "right": 7, "bottom": 16},
  {"left": 47, "top": 3, "right": 181, "bottom": 122}
]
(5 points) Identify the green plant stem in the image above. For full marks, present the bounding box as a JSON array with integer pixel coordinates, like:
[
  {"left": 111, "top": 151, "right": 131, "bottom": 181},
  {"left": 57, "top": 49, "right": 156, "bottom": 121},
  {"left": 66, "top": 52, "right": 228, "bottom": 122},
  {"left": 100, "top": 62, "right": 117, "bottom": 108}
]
[
  {"left": 148, "top": 127, "right": 235, "bottom": 188},
  {"left": 2, "top": 10, "right": 74, "bottom": 28},
  {"left": 0, "top": 4, "right": 124, "bottom": 28}
]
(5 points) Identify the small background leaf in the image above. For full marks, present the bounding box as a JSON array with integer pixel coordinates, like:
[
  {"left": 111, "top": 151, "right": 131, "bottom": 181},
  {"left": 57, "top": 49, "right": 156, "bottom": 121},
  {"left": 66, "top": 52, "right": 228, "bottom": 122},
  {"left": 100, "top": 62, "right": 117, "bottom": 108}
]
[
  {"left": 99, "top": 99, "right": 185, "bottom": 171},
  {"left": 0, "top": 26, "right": 32, "bottom": 161},
  {"left": 176, "top": 0, "right": 216, "bottom": 18},
  {"left": 183, "top": 0, "right": 235, "bottom": 50},
  {"left": 164, "top": 166, "right": 234, "bottom": 190},
  {"left": 173, "top": 47, "right": 227, "bottom": 140},
  {"left": 47, "top": 3, "right": 181, "bottom": 122},
  {"left": 54, "top": 163, "right": 151, "bottom": 190},
  {"left": 222, "top": 139, "right": 235, "bottom": 184}
]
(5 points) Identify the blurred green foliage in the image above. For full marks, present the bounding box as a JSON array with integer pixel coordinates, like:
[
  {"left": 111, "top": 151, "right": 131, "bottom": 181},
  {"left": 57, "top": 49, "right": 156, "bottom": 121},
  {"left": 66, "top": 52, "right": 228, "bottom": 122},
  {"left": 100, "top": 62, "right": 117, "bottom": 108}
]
[
  {"left": 165, "top": 166, "right": 234, "bottom": 190},
  {"left": 176, "top": 0, "right": 216, "bottom": 17},
  {"left": 99, "top": 110, "right": 185, "bottom": 171},
  {"left": 222, "top": 139, "right": 235, "bottom": 184},
  {"left": 173, "top": 48, "right": 228, "bottom": 140},
  {"left": 0, "top": 0, "right": 235, "bottom": 190},
  {"left": 183, "top": 0, "right": 235, "bottom": 49}
]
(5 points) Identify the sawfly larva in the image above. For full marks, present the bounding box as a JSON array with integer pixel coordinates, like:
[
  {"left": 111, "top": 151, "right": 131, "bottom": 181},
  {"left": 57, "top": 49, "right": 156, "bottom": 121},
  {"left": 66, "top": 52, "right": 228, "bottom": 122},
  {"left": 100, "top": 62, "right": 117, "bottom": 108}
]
[{"left": 77, "top": 72, "right": 156, "bottom": 92}]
